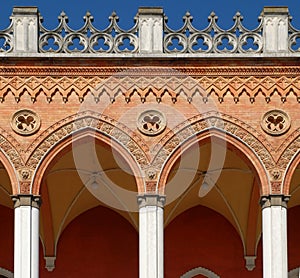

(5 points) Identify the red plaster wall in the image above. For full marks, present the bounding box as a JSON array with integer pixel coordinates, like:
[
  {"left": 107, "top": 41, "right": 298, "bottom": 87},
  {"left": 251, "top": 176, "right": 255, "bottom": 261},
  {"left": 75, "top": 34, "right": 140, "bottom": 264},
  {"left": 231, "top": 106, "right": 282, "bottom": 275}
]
[
  {"left": 40, "top": 206, "right": 138, "bottom": 278},
  {"left": 165, "top": 205, "right": 262, "bottom": 278},
  {"left": 0, "top": 205, "right": 14, "bottom": 273},
  {"left": 288, "top": 205, "right": 300, "bottom": 271}
]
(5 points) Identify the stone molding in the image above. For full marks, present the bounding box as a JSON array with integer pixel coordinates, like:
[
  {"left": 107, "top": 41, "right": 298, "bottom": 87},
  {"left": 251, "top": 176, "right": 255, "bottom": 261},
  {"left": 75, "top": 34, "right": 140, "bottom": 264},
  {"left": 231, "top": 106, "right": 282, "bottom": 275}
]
[
  {"left": 11, "top": 194, "right": 41, "bottom": 208},
  {"left": 260, "top": 194, "right": 290, "bottom": 209},
  {"left": 137, "top": 194, "right": 166, "bottom": 208}
]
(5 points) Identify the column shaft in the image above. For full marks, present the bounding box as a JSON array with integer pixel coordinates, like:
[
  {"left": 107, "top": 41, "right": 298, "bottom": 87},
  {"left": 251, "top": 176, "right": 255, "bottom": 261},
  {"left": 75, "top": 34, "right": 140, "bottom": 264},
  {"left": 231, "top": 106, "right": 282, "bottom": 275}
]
[
  {"left": 138, "top": 195, "right": 165, "bottom": 278},
  {"left": 13, "top": 195, "right": 40, "bottom": 278},
  {"left": 261, "top": 195, "right": 288, "bottom": 278}
]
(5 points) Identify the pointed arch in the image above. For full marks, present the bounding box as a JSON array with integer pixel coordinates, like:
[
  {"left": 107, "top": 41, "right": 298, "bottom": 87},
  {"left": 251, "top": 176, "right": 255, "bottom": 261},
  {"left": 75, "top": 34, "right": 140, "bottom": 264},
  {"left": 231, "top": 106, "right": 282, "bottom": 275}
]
[
  {"left": 156, "top": 112, "right": 271, "bottom": 195},
  {"left": 29, "top": 111, "right": 148, "bottom": 194}
]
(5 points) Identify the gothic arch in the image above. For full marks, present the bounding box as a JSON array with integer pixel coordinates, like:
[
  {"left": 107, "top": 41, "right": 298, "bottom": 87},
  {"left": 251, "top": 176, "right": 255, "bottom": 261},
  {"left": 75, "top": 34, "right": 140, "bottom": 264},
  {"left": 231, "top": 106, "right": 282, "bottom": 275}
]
[
  {"left": 29, "top": 111, "right": 148, "bottom": 194},
  {"left": 156, "top": 112, "right": 271, "bottom": 195}
]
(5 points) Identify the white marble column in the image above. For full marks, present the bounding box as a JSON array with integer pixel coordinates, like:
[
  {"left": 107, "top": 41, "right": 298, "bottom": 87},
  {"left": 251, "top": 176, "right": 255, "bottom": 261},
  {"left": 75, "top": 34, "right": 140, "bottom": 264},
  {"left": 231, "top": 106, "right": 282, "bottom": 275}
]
[
  {"left": 261, "top": 195, "right": 289, "bottom": 278},
  {"left": 138, "top": 194, "right": 165, "bottom": 278},
  {"left": 12, "top": 195, "right": 41, "bottom": 278}
]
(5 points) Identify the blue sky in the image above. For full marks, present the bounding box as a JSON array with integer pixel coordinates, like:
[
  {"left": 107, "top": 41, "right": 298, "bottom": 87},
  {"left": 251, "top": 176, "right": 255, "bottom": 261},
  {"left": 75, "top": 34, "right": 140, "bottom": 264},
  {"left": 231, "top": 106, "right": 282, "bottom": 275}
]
[{"left": 0, "top": 0, "right": 300, "bottom": 30}]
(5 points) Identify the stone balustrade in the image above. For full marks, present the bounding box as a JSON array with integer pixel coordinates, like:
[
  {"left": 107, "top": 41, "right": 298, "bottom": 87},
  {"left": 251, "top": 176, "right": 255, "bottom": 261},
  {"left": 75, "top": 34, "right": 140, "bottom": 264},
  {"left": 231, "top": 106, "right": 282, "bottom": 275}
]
[{"left": 0, "top": 6, "right": 300, "bottom": 55}]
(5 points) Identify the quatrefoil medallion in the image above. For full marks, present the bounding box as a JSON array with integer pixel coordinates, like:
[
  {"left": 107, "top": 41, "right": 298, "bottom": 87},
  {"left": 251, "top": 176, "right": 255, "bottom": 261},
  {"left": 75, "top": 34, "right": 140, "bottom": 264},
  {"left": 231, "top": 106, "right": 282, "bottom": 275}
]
[
  {"left": 11, "top": 109, "right": 41, "bottom": 135},
  {"left": 137, "top": 110, "right": 166, "bottom": 136},
  {"left": 261, "top": 110, "right": 290, "bottom": 136}
]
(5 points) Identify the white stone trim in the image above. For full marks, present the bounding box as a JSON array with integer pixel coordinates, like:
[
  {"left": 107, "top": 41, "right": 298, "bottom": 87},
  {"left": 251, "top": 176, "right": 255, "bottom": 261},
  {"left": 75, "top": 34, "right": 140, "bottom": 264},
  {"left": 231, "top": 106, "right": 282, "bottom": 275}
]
[
  {"left": 0, "top": 267, "right": 13, "bottom": 278},
  {"left": 180, "top": 266, "right": 220, "bottom": 278}
]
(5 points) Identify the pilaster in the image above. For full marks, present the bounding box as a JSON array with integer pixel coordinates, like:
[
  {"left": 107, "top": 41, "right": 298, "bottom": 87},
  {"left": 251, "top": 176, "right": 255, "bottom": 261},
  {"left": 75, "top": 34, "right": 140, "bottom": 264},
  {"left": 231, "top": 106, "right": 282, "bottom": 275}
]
[
  {"left": 262, "top": 7, "right": 289, "bottom": 53},
  {"left": 11, "top": 7, "right": 39, "bottom": 53},
  {"left": 138, "top": 7, "right": 164, "bottom": 53}
]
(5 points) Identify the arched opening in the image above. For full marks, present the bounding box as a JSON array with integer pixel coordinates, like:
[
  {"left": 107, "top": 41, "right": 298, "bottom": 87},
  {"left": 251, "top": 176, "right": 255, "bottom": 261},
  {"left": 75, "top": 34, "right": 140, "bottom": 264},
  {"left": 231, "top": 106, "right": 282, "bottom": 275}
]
[
  {"left": 163, "top": 134, "right": 264, "bottom": 277},
  {"left": 36, "top": 132, "right": 140, "bottom": 276},
  {"left": 286, "top": 162, "right": 300, "bottom": 271},
  {"left": 0, "top": 161, "right": 14, "bottom": 274}
]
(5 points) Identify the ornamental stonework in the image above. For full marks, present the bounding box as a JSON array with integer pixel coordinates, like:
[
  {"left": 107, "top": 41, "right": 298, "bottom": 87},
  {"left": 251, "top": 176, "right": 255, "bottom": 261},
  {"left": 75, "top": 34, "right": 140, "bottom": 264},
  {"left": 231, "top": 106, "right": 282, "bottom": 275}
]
[
  {"left": 137, "top": 110, "right": 166, "bottom": 136},
  {"left": 261, "top": 110, "right": 290, "bottom": 136},
  {"left": 11, "top": 109, "right": 41, "bottom": 136},
  {"left": 1, "top": 66, "right": 300, "bottom": 104}
]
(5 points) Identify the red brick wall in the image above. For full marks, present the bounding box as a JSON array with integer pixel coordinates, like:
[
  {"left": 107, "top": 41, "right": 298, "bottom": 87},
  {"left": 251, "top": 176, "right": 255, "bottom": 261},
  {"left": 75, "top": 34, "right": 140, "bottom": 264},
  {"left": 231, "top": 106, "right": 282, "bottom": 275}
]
[
  {"left": 0, "top": 205, "right": 14, "bottom": 273},
  {"left": 165, "top": 205, "right": 263, "bottom": 278},
  {"left": 288, "top": 205, "right": 300, "bottom": 271},
  {"left": 40, "top": 206, "right": 138, "bottom": 278}
]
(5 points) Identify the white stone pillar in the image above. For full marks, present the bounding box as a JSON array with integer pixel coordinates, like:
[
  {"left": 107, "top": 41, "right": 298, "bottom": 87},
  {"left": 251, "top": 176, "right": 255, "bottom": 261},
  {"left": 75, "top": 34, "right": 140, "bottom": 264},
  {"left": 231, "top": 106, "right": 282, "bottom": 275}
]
[
  {"left": 11, "top": 7, "right": 39, "bottom": 53},
  {"left": 12, "top": 195, "right": 41, "bottom": 278},
  {"left": 261, "top": 195, "right": 289, "bottom": 278},
  {"left": 138, "top": 7, "right": 164, "bottom": 54},
  {"left": 261, "top": 7, "right": 289, "bottom": 53},
  {"left": 138, "top": 194, "right": 165, "bottom": 278}
]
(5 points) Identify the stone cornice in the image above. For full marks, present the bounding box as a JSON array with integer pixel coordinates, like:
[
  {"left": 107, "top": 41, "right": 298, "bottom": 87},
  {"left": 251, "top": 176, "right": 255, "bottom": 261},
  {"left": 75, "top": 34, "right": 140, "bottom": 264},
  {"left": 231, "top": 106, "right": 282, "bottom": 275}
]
[{"left": 0, "top": 65, "right": 300, "bottom": 76}]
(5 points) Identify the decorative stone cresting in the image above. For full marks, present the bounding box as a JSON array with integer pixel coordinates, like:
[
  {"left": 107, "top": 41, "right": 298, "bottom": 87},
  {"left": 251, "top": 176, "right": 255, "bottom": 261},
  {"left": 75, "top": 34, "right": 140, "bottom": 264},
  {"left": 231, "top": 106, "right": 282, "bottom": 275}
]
[
  {"left": 2, "top": 6, "right": 299, "bottom": 55},
  {"left": 11, "top": 109, "right": 41, "bottom": 135},
  {"left": 137, "top": 110, "right": 166, "bottom": 136},
  {"left": 261, "top": 110, "right": 290, "bottom": 136}
]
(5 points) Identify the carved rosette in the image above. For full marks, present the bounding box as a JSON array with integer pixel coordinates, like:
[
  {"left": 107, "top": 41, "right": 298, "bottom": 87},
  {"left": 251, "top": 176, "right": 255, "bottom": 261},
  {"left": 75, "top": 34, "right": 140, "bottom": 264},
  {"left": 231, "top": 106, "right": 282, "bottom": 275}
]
[
  {"left": 261, "top": 110, "right": 290, "bottom": 136},
  {"left": 11, "top": 109, "right": 41, "bottom": 136},
  {"left": 137, "top": 110, "right": 166, "bottom": 136}
]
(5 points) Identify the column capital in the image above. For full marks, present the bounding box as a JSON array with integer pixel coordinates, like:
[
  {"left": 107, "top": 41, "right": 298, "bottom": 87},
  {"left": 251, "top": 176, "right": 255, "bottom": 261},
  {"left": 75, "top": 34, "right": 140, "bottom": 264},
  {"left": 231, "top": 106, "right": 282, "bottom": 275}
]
[
  {"left": 11, "top": 194, "right": 41, "bottom": 209},
  {"left": 137, "top": 194, "right": 166, "bottom": 208},
  {"left": 260, "top": 194, "right": 290, "bottom": 209}
]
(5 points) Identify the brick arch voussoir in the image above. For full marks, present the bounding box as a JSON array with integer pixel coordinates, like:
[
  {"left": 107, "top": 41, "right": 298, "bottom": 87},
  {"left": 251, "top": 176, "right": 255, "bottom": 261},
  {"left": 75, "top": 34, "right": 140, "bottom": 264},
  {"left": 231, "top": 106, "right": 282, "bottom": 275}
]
[
  {"left": 154, "top": 112, "right": 273, "bottom": 195},
  {"left": 26, "top": 111, "right": 149, "bottom": 194},
  {"left": 280, "top": 133, "right": 300, "bottom": 195},
  {"left": 0, "top": 128, "right": 23, "bottom": 194}
]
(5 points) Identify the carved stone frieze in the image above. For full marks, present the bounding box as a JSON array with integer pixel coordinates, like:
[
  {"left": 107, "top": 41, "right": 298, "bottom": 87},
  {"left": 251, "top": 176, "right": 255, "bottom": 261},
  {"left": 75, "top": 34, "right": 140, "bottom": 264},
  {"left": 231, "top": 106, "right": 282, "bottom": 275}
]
[{"left": 0, "top": 66, "right": 300, "bottom": 103}]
